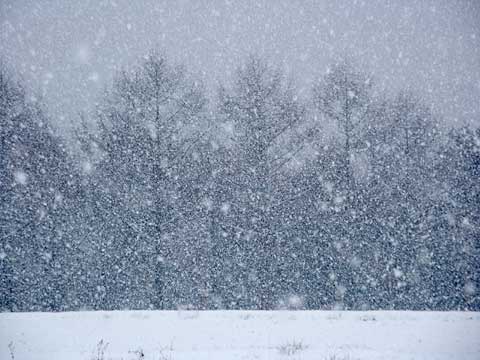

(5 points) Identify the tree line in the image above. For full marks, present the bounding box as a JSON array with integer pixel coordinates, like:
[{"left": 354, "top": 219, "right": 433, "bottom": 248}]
[{"left": 0, "top": 53, "right": 479, "bottom": 311}]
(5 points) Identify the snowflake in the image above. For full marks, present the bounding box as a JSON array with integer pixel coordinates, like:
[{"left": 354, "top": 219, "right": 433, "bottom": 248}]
[
  {"left": 465, "top": 282, "right": 476, "bottom": 296},
  {"left": 220, "top": 202, "right": 230, "bottom": 214},
  {"left": 14, "top": 170, "right": 28, "bottom": 185},
  {"left": 393, "top": 268, "right": 403, "bottom": 278}
]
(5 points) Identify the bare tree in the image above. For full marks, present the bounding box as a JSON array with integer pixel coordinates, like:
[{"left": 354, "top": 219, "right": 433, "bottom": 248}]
[
  {"left": 218, "top": 56, "right": 305, "bottom": 308},
  {"left": 86, "top": 52, "right": 207, "bottom": 309},
  {"left": 313, "top": 59, "right": 372, "bottom": 194}
]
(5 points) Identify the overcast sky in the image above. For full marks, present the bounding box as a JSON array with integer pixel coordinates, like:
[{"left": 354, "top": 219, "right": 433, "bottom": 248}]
[{"left": 1, "top": 0, "right": 479, "bottom": 132}]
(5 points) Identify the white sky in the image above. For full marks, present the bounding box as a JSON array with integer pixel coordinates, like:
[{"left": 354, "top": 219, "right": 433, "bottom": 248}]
[{"left": 1, "top": 0, "right": 479, "bottom": 132}]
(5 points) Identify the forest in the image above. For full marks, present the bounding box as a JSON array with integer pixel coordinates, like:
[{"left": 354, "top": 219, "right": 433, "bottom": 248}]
[{"left": 1, "top": 53, "right": 479, "bottom": 312}]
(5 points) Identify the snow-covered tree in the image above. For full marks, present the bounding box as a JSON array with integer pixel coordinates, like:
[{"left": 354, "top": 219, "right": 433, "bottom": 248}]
[
  {"left": 0, "top": 64, "right": 73, "bottom": 311},
  {"left": 217, "top": 56, "right": 305, "bottom": 308},
  {"left": 83, "top": 52, "right": 207, "bottom": 309}
]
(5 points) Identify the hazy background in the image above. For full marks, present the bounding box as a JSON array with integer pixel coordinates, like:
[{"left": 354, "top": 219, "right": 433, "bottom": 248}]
[{"left": 1, "top": 0, "right": 479, "bottom": 132}]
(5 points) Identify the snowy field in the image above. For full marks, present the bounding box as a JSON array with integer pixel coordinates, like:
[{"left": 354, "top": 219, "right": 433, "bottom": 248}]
[{"left": 1, "top": 311, "right": 479, "bottom": 360}]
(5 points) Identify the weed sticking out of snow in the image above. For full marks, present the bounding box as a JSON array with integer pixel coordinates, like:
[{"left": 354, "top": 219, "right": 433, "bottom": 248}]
[
  {"left": 277, "top": 339, "right": 308, "bottom": 356},
  {"left": 128, "top": 348, "right": 145, "bottom": 359},
  {"left": 8, "top": 342, "right": 14, "bottom": 360},
  {"left": 359, "top": 314, "right": 377, "bottom": 321},
  {"left": 239, "top": 313, "right": 253, "bottom": 320},
  {"left": 156, "top": 347, "right": 174, "bottom": 360},
  {"left": 324, "top": 355, "right": 352, "bottom": 360},
  {"left": 91, "top": 339, "right": 108, "bottom": 360}
]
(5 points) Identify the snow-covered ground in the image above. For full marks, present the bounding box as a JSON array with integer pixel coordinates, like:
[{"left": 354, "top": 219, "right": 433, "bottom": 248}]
[{"left": 1, "top": 310, "right": 479, "bottom": 360}]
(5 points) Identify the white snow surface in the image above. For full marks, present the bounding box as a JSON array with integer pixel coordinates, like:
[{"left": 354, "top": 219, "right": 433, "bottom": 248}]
[{"left": 1, "top": 310, "right": 479, "bottom": 360}]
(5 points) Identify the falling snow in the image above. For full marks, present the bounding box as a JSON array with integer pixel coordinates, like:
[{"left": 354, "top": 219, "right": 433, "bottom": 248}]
[{"left": 0, "top": 1, "right": 479, "bottom": 358}]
